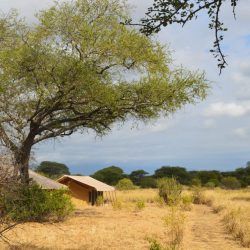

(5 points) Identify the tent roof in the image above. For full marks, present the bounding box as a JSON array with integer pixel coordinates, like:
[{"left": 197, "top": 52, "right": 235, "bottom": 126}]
[
  {"left": 0, "top": 163, "right": 66, "bottom": 190},
  {"left": 29, "top": 170, "right": 66, "bottom": 190},
  {"left": 58, "top": 175, "right": 115, "bottom": 192}
]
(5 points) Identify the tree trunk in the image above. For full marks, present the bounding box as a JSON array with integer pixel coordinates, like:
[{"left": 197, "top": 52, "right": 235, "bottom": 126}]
[{"left": 14, "top": 148, "right": 31, "bottom": 185}]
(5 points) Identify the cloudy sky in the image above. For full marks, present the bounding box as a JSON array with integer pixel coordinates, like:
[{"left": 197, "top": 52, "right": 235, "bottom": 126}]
[{"left": 1, "top": 0, "right": 250, "bottom": 175}]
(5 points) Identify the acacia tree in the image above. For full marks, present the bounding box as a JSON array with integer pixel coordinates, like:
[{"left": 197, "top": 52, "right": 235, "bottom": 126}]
[
  {"left": 0, "top": 0, "right": 208, "bottom": 184},
  {"left": 127, "top": 0, "right": 239, "bottom": 73}
]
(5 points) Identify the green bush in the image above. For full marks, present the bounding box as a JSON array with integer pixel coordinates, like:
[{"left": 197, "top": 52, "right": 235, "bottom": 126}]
[
  {"left": 0, "top": 183, "right": 73, "bottom": 222},
  {"left": 95, "top": 195, "right": 104, "bottom": 206},
  {"left": 157, "top": 178, "right": 182, "bottom": 206},
  {"left": 205, "top": 181, "right": 216, "bottom": 189},
  {"left": 140, "top": 177, "right": 157, "bottom": 188},
  {"left": 221, "top": 177, "right": 241, "bottom": 190},
  {"left": 116, "top": 178, "right": 136, "bottom": 190},
  {"left": 135, "top": 200, "right": 145, "bottom": 211},
  {"left": 191, "top": 178, "right": 201, "bottom": 187}
]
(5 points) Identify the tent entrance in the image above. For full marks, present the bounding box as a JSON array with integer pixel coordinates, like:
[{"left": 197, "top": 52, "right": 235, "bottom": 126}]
[{"left": 89, "top": 190, "right": 103, "bottom": 205}]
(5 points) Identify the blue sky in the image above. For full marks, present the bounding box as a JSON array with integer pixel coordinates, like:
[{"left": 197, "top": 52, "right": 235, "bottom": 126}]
[{"left": 1, "top": 0, "right": 250, "bottom": 175}]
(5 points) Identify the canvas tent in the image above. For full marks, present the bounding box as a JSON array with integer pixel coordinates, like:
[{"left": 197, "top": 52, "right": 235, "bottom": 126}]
[{"left": 58, "top": 175, "right": 115, "bottom": 205}]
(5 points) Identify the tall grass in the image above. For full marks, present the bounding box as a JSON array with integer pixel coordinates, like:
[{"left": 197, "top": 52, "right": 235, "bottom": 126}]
[{"left": 201, "top": 189, "right": 250, "bottom": 247}]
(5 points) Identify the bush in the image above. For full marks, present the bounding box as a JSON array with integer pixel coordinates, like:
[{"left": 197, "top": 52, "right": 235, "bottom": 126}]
[
  {"left": 116, "top": 178, "right": 136, "bottom": 190},
  {"left": 0, "top": 183, "right": 73, "bottom": 222},
  {"left": 221, "top": 177, "right": 241, "bottom": 190},
  {"left": 95, "top": 195, "right": 104, "bottom": 206},
  {"left": 191, "top": 178, "right": 201, "bottom": 187},
  {"left": 181, "top": 194, "right": 193, "bottom": 211},
  {"left": 135, "top": 200, "right": 145, "bottom": 211},
  {"left": 140, "top": 177, "right": 157, "bottom": 188},
  {"left": 205, "top": 181, "right": 216, "bottom": 189},
  {"left": 157, "top": 178, "right": 182, "bottom": 206}
]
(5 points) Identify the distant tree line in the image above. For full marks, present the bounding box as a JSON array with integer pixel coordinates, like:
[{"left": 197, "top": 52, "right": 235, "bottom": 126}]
[
  {"left": 91, "top": 163, "right": 250, "bottom": 189},
  {"left": 35, "top": 160, "right": 250, "bottom": 189}
]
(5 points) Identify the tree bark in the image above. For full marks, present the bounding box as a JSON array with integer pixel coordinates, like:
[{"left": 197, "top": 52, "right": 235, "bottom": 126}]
[
  {"left": 14, "top": 147, "right": 31, "bottom": 185},
  {"left": 14, "top": 131, "right": 36, "bottom": 185}
]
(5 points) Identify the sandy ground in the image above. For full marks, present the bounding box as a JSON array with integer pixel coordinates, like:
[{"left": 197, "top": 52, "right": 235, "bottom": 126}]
[{"left": 183, "top": 205, "right": 249, "bottom": 250}]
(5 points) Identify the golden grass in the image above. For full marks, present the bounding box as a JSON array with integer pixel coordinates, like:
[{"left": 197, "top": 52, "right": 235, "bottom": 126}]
[
  {"left": 1, "top": 188, "right": 249, "bottom": 250},
  {"left": 0, "top": 189, "right": 176, "bottom": 250},
  {"left": 202, "top": 188, "right": 250, "bottom": 247}
]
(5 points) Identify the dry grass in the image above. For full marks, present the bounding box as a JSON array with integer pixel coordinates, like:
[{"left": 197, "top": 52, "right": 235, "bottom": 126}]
[
  {"left": 0, "top": 189, "right": 179, "bottom": 250},
  {"left": 202, "top": 188, "right": 250, "bottom": 247},
  {"left": 1, "top": 188, "right": 249, "bottom": 250}
]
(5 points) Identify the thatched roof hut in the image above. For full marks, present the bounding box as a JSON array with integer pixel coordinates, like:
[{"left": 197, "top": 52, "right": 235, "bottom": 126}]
[
  {"left": 0, "top": 158, "right": 65, "bottom": 190},
  {"left": 29, "top": 170, "right": 66, "bottom": 189}
]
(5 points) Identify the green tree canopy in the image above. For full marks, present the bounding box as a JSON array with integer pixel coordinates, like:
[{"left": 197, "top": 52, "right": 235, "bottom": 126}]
[
  {"left": 129, "top": 169, "right": 149, "bottom": 185},
  {"left": 140, "top": 176, "right": 157, "bottom": 188},
  {"left": 116, "top": 178, "right": 136, "bottom": 190},
  {"left": 36, "top": 161, "right": 70, "bottom": 179},
  {"left": 154, "top": 166, "right": 191, "bottom": 185},
  {"left": 91, "top": 166, "right": 125, "bottom": 185},
  {"left": 221, "top": 176, "right": 241, "bottom": 190},
  {"left": 0, "top": 0, "right": 208, "bottom": 184}
]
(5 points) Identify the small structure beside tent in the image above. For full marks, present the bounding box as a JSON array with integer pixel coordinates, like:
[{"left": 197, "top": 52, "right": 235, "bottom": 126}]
[
  {"left": 0, "top": 160, "right": 65, "bottom": 190},
  {"left": 29, "top": 170, "right": 66, "bottom": 189},
  {"left": 57, "top": 175, "right": 116, "bottom": 205}
]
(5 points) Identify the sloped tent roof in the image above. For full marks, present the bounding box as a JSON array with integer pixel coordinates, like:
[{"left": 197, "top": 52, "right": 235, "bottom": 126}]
[
  {"left": 58, "top": 175, "right": 115, "bottom": 191},
  {"left": 29, "top": 170, "right": 66, "bottom": 190},
  {"left": 0, "top": 162, "right": 66, "bottom": 189}
]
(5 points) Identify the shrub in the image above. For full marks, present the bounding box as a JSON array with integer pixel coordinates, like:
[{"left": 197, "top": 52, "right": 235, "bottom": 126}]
[
  {"left": 192, "top": 187, "right": 206, "bottom": 204},
  {"left": 192, "top": 187, "right": 213, "bottom": 206},
  {"left": 148, "top": 238, "right": 163, "bottom": 250},
  {"left": 96, "top": 195, "right": 104, "bottom": 206},
  {"left": 181, "top": 194, "right": 193, "bottom": 211},
  {"left": 135, "top": 200, "right": 145, "bottom": 211},
  {"left": 205, "top": 181, "right": 215, "bottom": 189},
  {"left": 164, "top": 208, "right": 185, "bottom": 249},
  {"left": 116, "top": 178, "right": 136, "bottom": 190},
  {"left": 221, "top": 177, "right": 241, "bottom": 190},
  {"left": 0, "top": 183, "right": 73, "bottom": 222},
  {"left": 157, "top": 178, "right": 182, "bottom": 205},
  {"left": 140, "top": 177, "right": 157, "bottom": 188},
  {"left": 191, "top": 178, "right": 201, "bottom": 187},
  {"left": 154, "top": 195, "right": 166, "bottom": 207}
]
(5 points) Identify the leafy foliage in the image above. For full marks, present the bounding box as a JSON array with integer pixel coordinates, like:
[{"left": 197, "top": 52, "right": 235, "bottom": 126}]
[
  {"left": 154, "top": 166, "right": 190, "bottom": 185},
  {"left": 92, "top": 166, "right": 125, "bottom": 185},
  {"left": 135, "top": 0, "right": 239, "bottom": 73},
  {"left": 116, "top": 178, "right": 136, "bottom": 190},
  {"left": 157, "top": 178, "right": 182, "bottom": 205},
  {"left": 140, "top": 176, "right": 157, "bottom": 188},
  {"left": 0, "top": 0, "right": 208, "bottom": 184},
  {"left": 36, "top": 161, "right": 70, "bottom": 179},
  {"left": 0, "top": 183, "right": 73, "bottom": 222},
  {"left": 221, "top": 176, "right": 241, "bottom": 190},
  {"left": 129, "top": 169, "right": 148, "bottom": 185}
]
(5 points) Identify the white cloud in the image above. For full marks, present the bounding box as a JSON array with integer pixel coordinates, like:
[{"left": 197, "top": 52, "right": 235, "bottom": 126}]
[
  {"left": 233, "top": 127, "right": 248, "bottom": 137},
  {"left": 205, "top": 102, "right": 250, "bottom": 117}
]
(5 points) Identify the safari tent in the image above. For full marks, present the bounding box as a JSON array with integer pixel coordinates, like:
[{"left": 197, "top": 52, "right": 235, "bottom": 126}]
[{"left": 57, "top": 175, "right": 115, "bottom": 205}]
